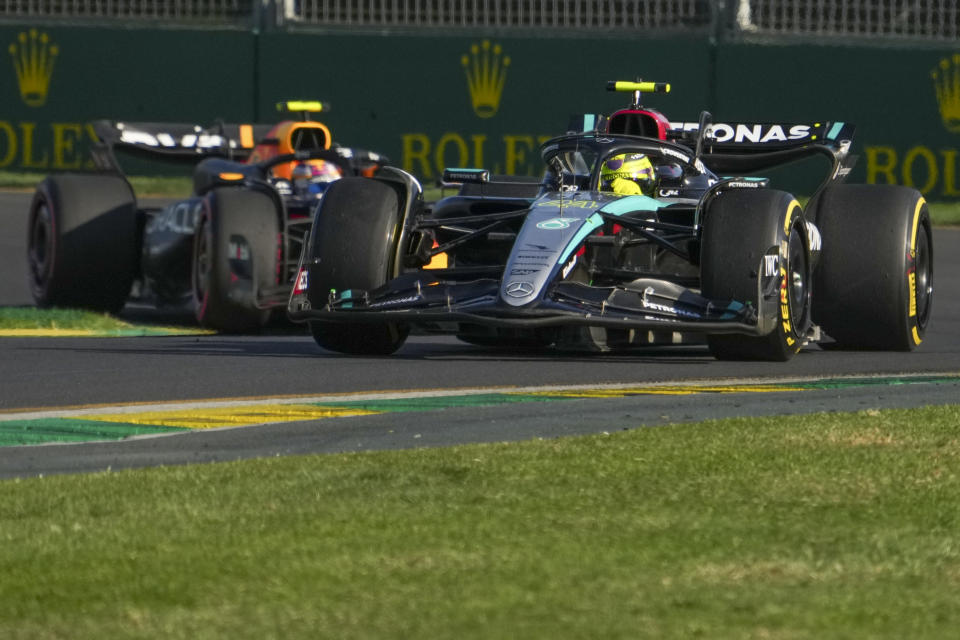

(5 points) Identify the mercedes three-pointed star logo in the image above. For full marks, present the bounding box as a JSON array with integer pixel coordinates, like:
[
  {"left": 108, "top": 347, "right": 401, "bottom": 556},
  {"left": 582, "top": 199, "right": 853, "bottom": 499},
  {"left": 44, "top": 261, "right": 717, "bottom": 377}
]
[{"left": 504, "top": 281, "right": 535, "bottom": 297}]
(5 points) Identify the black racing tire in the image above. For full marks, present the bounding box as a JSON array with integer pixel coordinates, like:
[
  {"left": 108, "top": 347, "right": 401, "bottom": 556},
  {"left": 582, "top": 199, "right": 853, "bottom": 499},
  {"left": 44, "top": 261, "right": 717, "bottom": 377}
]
[
  {"left": 307, "top": 177, "right": 408, "bottom": 355},
  {"left": 192, "top": 187, "right": 279, "bottom": 333},
  {"left": 811, "top": 184, "right": 932, "bottom": 350},
  {"left": 700, "top": 189, "right": 811, "bottom": 361},
  {"left": 26, "top": 174, "right": 137, "bottom": 314}
]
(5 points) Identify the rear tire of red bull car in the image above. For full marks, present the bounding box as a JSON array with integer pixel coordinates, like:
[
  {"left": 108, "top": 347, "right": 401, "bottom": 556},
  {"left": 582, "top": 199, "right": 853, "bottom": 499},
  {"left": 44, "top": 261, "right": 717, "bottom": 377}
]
[
  {"left": 192, "top": 187, "right": 279, "bottom": 333},
  {"left": 26, "top": 174, "right": 138, "bottom": 314}
]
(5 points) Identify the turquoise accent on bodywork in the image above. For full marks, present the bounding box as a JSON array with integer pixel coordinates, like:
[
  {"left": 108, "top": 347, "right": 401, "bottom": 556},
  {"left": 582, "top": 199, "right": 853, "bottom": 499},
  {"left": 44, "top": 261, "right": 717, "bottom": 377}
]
[
  {"left": 719, "top": 300, "right": 745, "bottom": 320},
  {"left": 556, "top": 195, "right": 667, "bottom": 264},
  {"left": 826, "top": 122, "right": 844, "bottom": 140},
  {"left": 598, "top": 194, "right": 667, "bottom": 216},
  {"left": 558, "top": 213, "right": 605, "bottom": 265}
]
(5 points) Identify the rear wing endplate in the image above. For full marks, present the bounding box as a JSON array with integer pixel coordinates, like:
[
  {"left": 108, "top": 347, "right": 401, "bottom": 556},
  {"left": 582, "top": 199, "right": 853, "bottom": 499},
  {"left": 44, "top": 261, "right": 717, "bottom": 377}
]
[{"left": 90, "top": 120, "right": 275, "bottom": 167}]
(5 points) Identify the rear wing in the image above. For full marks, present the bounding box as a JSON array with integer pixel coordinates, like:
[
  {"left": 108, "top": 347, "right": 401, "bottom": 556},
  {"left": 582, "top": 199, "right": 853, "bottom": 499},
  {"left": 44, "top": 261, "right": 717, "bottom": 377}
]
[
  {"left": 90, "top": 120, "right": 276, "bottom": 169},
  {"left": 669, "top": 120, "right": 854, "bottom": 149},
  {"left": 668, "top": 120, "right": 856, "bottom": 174}
]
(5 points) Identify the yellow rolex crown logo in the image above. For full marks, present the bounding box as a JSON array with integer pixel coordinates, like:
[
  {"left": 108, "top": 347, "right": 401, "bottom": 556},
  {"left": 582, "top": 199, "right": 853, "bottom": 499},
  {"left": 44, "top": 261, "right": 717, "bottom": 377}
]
[
  {"left": 9, "top": 28, "right": 58, "bottom": 107},
  {"left": 932, "top": 54, "right": 960, "bottom": 133},
  {"left": 461, "top": 40, "right": 510, "bottom": 119}
]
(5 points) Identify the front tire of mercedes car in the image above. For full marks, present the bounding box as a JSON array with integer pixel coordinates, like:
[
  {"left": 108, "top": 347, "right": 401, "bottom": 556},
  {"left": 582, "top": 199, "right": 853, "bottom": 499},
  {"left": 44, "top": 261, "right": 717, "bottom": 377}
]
[
  {"left": 27, "top": 174, "right": 138, "bottom": 314},
  {"left": 700, "top": 189, "right": 812, "bottom": 361},
  {"left": 810, "top": 184, "right": 932, "bottom": 351},
  {"left": 307, "top": 177, "right": 409, "bottom": 355},
  {"left": 192, "top": 187, "right": 279, "bottom": 333}
]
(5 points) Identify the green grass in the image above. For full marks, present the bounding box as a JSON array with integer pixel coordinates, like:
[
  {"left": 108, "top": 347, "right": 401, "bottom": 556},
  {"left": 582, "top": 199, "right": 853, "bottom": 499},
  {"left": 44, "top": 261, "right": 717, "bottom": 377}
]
[
  {"left": 928, "top": 201, "right": 960, "bottom": 226},
  {"left": 0, "top": 171, "right": 46, "bottom": 190},
  {"left": 0, "top": 307, "right": 209, "bottom": 336},
  {"left": 0, "top": 172, "right": 193, "bottom": 197},
  {"left": 0, "top": 307, "right": 133, "bottom": 331},
  {"left": 124, "top": 175, "right": 193, "bottom": 197},
  {"left": 1, "top": 405, "right": 959, "bottom": 638}
]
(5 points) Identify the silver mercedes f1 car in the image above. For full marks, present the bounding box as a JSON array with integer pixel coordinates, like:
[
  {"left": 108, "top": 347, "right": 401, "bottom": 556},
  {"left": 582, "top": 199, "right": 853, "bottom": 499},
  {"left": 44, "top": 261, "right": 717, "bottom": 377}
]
[{"left": 288, "top": 81, "right": 933, "bottom": 361}]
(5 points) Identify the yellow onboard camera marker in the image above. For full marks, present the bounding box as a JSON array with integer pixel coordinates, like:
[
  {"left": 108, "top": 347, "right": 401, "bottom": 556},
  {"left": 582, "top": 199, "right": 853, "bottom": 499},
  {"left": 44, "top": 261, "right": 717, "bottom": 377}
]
[
  {"left": 611, "top": 81, "right": 671, "bottom": 93},
  {"left": 279, "top": 100, "right": 326, "bottom": 113}
]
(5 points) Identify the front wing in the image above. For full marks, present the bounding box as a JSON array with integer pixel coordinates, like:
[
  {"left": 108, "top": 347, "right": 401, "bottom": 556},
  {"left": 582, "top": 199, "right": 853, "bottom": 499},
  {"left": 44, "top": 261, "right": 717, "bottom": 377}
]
[{"left": 289, "top": 272, "right": 781, "bottom": 337}]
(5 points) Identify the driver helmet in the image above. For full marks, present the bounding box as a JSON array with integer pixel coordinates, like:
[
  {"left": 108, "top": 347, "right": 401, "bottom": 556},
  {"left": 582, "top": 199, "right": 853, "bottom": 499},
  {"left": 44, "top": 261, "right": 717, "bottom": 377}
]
[
  {"left": 290, "top": 160, "right": 342, "bottom": 197},
  {"left": 600, "top": 153, "right": 656, "bottom": 196}
]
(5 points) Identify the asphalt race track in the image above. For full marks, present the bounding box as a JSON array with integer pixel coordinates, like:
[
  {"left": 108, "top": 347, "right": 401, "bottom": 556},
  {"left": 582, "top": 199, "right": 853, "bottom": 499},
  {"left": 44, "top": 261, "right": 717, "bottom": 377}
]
[{"left": 1, "top": 191, "right": 958, "bottom": 478}]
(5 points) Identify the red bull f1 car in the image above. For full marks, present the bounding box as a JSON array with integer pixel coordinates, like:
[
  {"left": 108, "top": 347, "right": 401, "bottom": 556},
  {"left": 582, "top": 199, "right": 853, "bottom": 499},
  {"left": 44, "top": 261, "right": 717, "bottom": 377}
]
[
  {"left": 289, "top": 81, "right": 933, "bottom": 360},
  {"left": 26, "top": 101, "right": 387, "bottom": 332}
]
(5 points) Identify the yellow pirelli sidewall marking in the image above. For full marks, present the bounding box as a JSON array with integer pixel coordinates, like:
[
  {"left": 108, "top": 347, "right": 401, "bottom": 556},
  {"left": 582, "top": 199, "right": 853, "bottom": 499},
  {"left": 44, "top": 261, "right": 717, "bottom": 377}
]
[
  {"left": 779, "top": 265, "right": 795, "bottom": 346},
  {"left": 910, "top": 197, "right": 924, "bottom": 255},
  {"left": 784, "top": 199, "right": 800, "bottom": 235},
  {"left": 909, "top": 271, "right": 918, "bottom": 318},
  {"left": 780, "top": 200, "right": 802, "bottom": 348},
  {"left": 908, "top": 196, "right": 925, "bottom": 324},
  {"left": 84, "top": 404, "right": 379, "bottom": 429}
]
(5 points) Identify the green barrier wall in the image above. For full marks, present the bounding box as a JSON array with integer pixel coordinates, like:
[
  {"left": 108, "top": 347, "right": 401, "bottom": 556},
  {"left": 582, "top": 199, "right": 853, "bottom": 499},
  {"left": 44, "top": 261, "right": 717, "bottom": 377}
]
[
  {"left": 257, "top": 31, "right": 713, "bottom": 179},
  {"left": 2, "top": 22, "right": 959, "bottom": 197},
  {"left": 716, "top": 43, "right": 960, "bottom": 198},
  {"left": 0, "top": 25, "right": 255, "bottom": 171}
]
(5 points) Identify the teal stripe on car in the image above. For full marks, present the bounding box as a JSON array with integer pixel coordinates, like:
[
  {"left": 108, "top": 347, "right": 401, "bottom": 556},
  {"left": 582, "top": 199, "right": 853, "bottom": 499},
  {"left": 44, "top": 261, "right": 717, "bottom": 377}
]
[
  {"left": 557, "top": 195, "right": 670, "bottom": 264},
  {"left": 599, "top": 195, "right": 668, "bottom": 216},
  {"left": 558, "top": 213, "right": 604, "bottom": 265}
]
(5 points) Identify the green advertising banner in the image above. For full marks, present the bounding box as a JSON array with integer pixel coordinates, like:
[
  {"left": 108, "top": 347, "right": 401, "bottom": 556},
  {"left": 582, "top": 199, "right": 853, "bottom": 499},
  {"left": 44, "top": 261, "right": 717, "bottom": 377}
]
[
  {"left": 0, "top": 24, "right": 255, "bottom": 172},
  {"left": 715, "top": 43, "right": 960, "bottom": 198},
  {"left": 256, "top": 31, "right": 714, "bottom": 180},
  {"left": 3, "top": 22, "right": 960, "bottom": 199}
]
